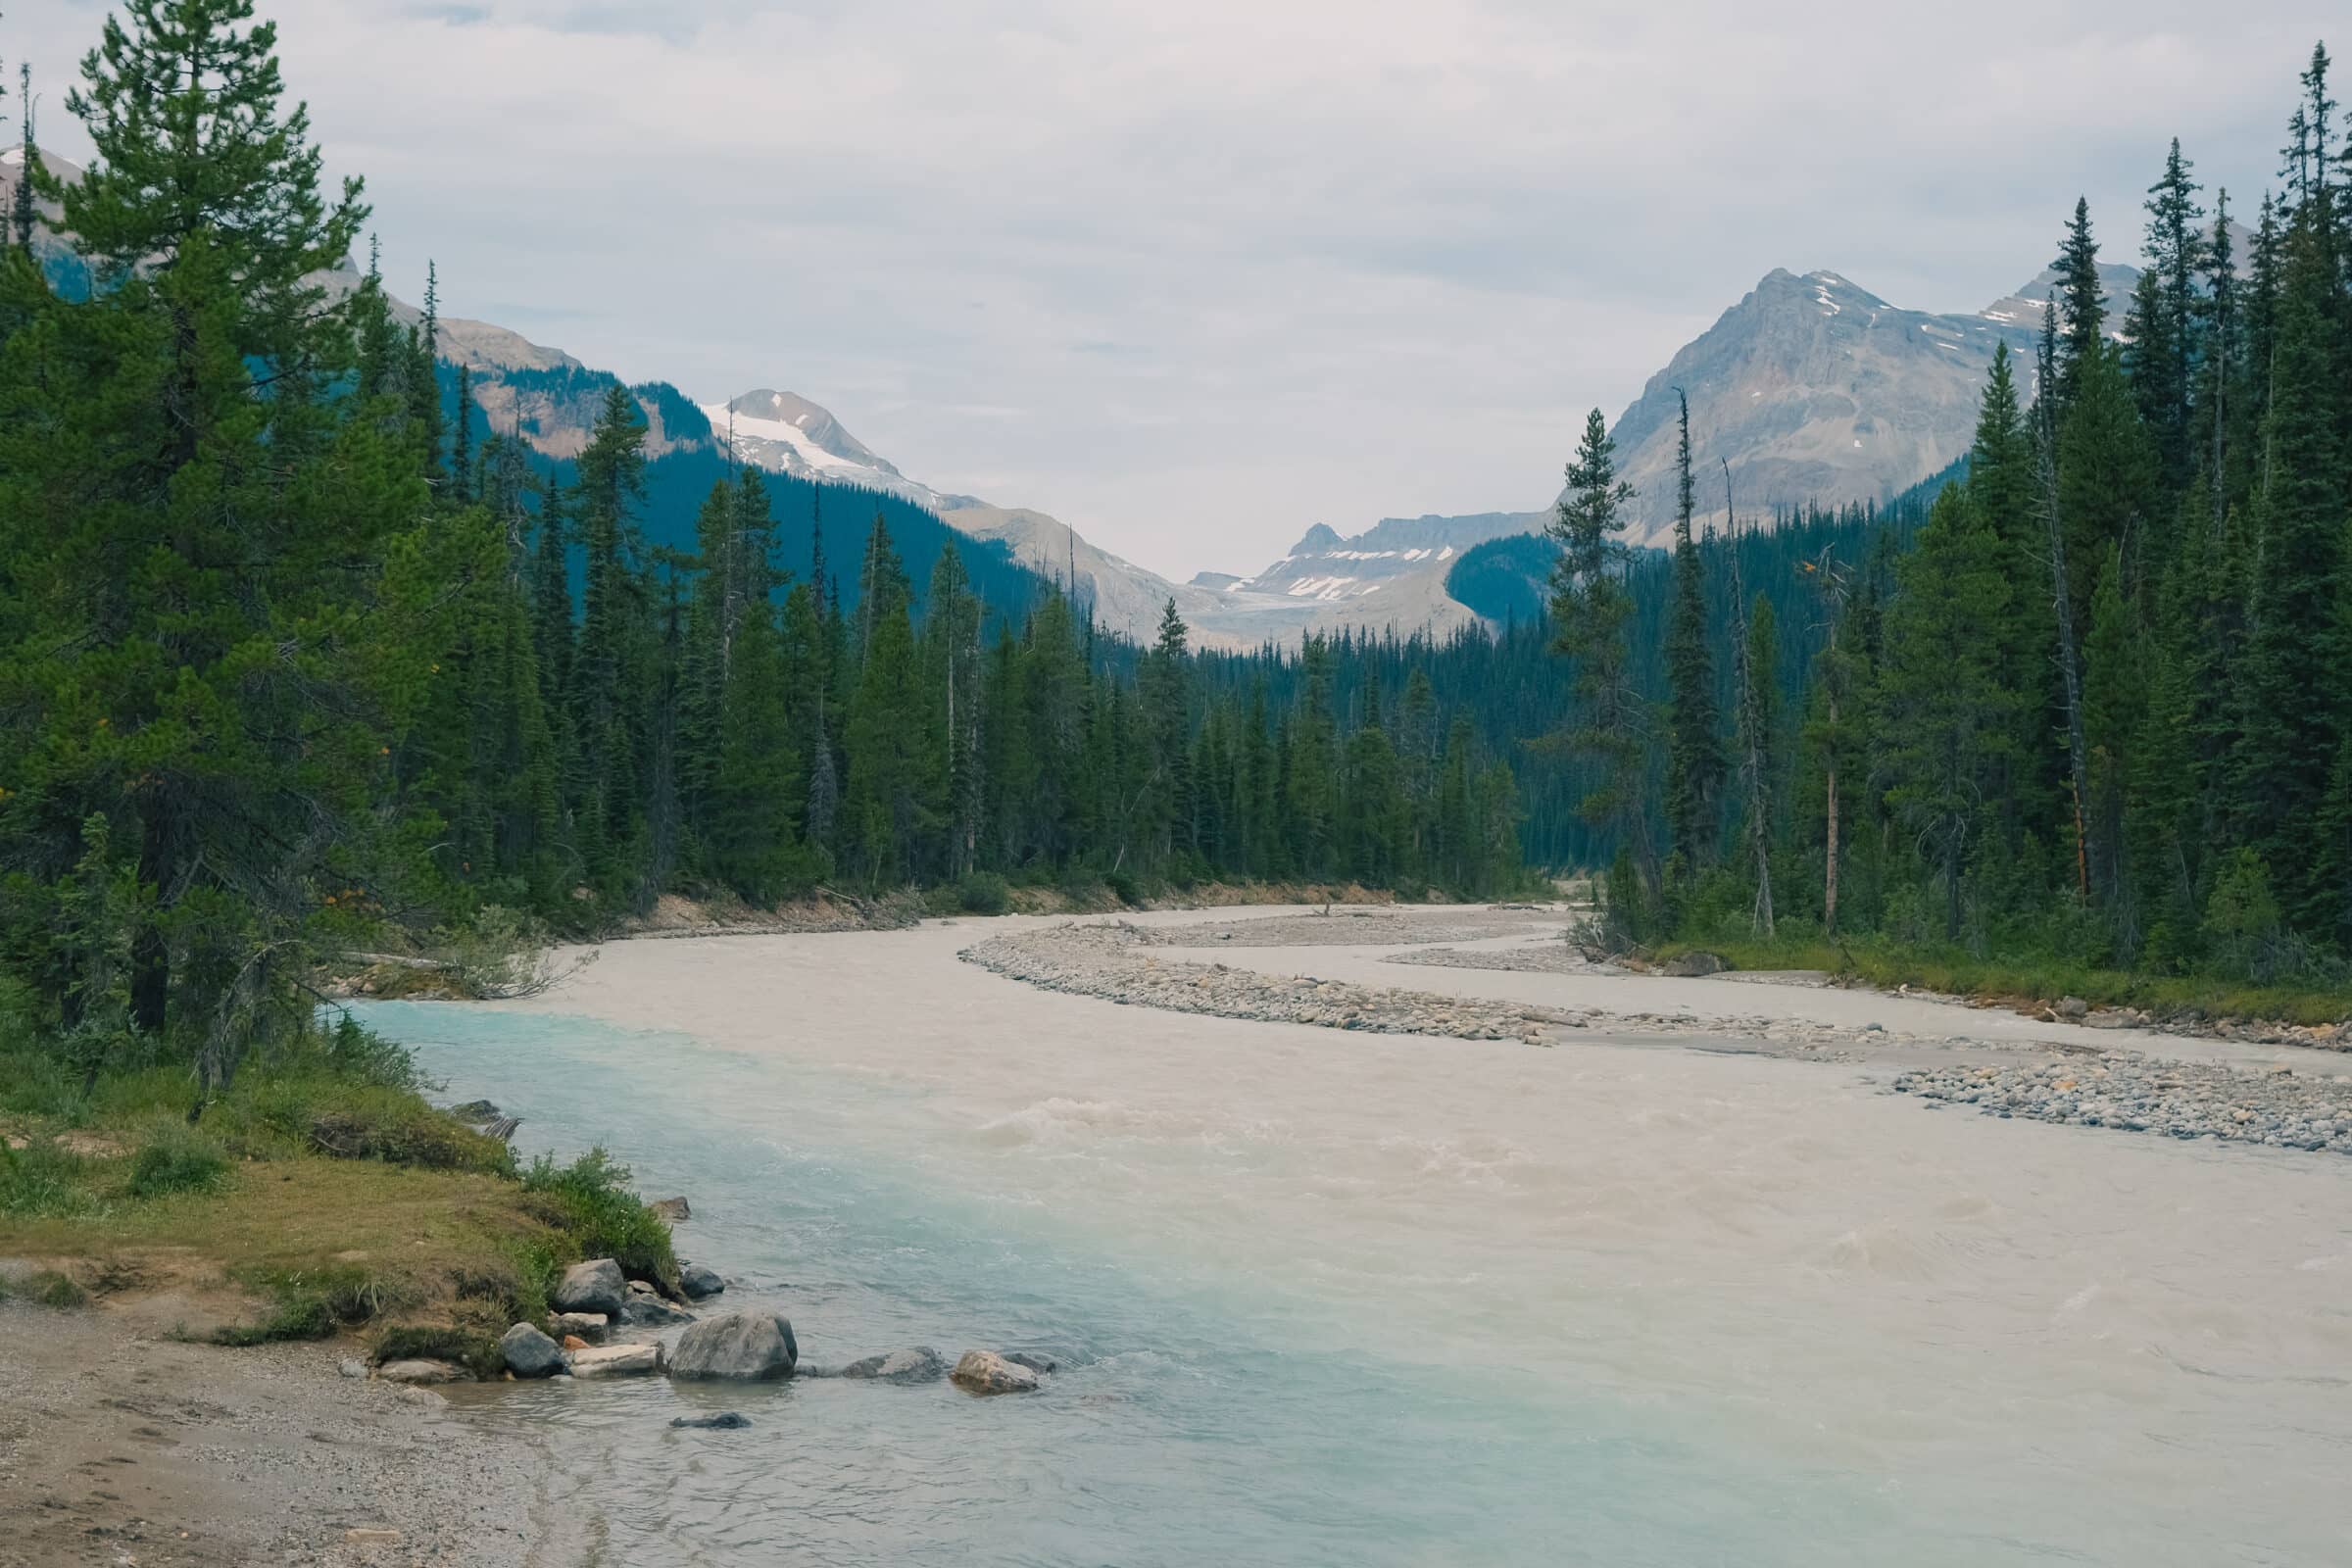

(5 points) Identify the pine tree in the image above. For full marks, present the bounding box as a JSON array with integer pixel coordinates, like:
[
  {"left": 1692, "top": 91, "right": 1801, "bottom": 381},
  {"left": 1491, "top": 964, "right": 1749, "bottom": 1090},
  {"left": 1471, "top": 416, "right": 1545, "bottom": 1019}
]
[
  {"left": 1661, "top": 391, "right": 1723, "bottom": 880},
  {"left": 11, "top": 62, "right": 35, "bottom": 252},
  {"left": 1877, "top": 488, "right": 2018, "bottom": 940},
  {"left": 570, "top": 384, "right": 649, "bottom": 885},
  {"left": 2054, "top": 198, "right": 2106, "bottom": 410},
  {"left": 2034, "top": 304, "right": 2097, "bottom": 899},
  {"left": 2127, "top": 140, "right": 2205, "bottom": 496},
  {"left": 2231, "top": 214, "right": 2347, "bottom": 930},
  {"left": 450, "top": 362, "right": 475, "bottom": 506},
  {"left": 0, "top": 0, "right": 412, "bottom": 1090},
  {"left": 1547, "top": 408, "right": 1653, "bottom": 885}
]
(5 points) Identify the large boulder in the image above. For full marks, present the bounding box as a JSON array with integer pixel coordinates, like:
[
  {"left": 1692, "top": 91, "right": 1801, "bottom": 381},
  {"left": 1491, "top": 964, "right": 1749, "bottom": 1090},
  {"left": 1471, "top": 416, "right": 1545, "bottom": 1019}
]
[
  {"left": 667, "top": 1312, "right": 798, "bottom": 1381},
  {"left": 1662, "top": 951, "right": 1728, "bottom": 978},
  {"left": 951, "top": 1350, "right": 1040, "bottom": 1396},
  {"left": 499, "top": 1322, "right": 565, "bottom": 1379},
  {"left": 829, "top": 1347, "right": 947, "bottom": 1385},
  {"left": 677, "top": 1261, "right": 725, "bottom": 1299},
  {"left": 568, "top": 1343, "right": 663, "bottom": 1378},
  {"left": 553, "top": 1258, "right": 627, "bottom": 1317},
  {"left": 550, "top": 1311, "right": 609, "bottom": 1345},
  {"left": 648, "top": 1197, "right": 691, "bottom": 1224},
  {"left": 619, "top": 1280, "right": 695, "bottom": 1327}
]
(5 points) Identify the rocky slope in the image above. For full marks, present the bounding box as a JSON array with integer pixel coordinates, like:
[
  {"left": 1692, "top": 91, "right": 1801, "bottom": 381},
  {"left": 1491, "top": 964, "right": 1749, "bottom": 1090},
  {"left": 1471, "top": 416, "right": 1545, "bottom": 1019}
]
[{"left": 1601, "top": 269, "right": 2044, "bottom": 544}]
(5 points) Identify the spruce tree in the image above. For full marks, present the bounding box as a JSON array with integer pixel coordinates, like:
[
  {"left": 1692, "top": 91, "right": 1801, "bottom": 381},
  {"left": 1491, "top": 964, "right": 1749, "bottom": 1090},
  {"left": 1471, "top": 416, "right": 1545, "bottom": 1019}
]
[
  {"left": 1547, "top": 408, "right": 1652, "bottom": 886},
  {"left": 1877, "top": 489, "right": 2018, "bottom": 940},
  {"left": 10, "top": 61, "right": 34, "bottom": 252},
  {"left": 2054, "top": 198, "right": 2106, "bottom": 410},
  {"left": 1661, "top": 391, "right": 1723, "bottom": 880},
  {"left": 0, "top": 0, "right": 419, "bottom": 1089},
  {"left": 2231, "top": 217, "right": 2346, "bottom": 930},
  {"left": 2127, "top": 139, "right": 2204, "bottom": 496}
]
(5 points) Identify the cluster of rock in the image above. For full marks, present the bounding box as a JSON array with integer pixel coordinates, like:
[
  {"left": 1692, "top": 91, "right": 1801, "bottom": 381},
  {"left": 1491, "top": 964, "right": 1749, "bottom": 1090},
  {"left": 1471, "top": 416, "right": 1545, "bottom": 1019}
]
[
  {"left": 965, "top": 923, "right": 1582, "bottom": 1045},
  {"left": 964, "top": 923, "right": 1902, "bottom": 1057},
  {"left": 1893, "top": 1055, "right": 2352, "bottom": 1153},
  {"left": 374, "top": 1248, "right": 1058, "bottom": 1408},
  {"left": 1128, "top": 910, "right": 1555, "bottom": 951}
]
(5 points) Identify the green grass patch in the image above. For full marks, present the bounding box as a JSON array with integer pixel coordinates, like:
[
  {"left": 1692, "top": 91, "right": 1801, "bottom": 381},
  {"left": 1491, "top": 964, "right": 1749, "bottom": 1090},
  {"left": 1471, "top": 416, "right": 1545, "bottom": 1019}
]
[
  {"left": 1654, "top": 935, "right": 2352, "bottom": 1028},
  {"left": 126, "top": 1122, "right": 232, "bottom": 1198}
]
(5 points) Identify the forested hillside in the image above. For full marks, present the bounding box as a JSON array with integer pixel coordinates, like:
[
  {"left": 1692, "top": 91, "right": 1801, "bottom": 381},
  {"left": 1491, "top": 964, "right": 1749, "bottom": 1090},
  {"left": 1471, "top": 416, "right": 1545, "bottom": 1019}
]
[
  {"left": 1531, "top": 51, "right": 2352, "bottom": 990},
  {"left": 0, "top": 1, "right": 1531, "bottom": 1099}
]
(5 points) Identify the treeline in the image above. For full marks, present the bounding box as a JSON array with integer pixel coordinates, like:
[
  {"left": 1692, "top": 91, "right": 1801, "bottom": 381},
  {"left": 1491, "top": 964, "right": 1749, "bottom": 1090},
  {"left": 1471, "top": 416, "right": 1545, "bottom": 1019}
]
[
  {"left": 1548, "top": 42, "right": 2352, "bottom": 984},
  {"left": 0, "top": 1, "right": 1524, "bottom": 1096}
]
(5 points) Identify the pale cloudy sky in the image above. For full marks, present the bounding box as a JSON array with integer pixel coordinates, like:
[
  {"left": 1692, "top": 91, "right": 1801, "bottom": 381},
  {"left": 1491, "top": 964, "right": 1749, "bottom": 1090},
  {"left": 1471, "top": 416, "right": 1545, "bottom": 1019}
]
[{"left": 11, "top": 2, "right": 2339, "bottom": 576}]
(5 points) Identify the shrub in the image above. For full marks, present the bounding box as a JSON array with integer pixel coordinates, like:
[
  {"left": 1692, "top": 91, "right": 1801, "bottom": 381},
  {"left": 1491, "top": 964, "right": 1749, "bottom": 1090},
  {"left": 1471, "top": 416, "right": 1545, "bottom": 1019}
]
[
  {"left": 956, "top": 871, "right": 1011, "bottom": 915},
  {"left": 0, "top": 1268, "right": 87, "bottom": 1308},
  {"left": 29, "top": 1270, "right": 87, "bottom": 1308},
  {"left": 1104, "top": 868, "right": 1144, "bottom": 907},
  {"left": 127, "top": 1122, "right": 231, "bottom": 1199},
  {"left": 232, "top": 1078, "right": 510, "bottom": 1172},
  {"left": 214, "top": 1263, "right": 394, "bottom": 1346},
  {"left": 521, "top": 1148, "right": 678, "bottom": 1294},
  {"left": 302, "top": 1087, "right": 512, "bottom": 1172}
]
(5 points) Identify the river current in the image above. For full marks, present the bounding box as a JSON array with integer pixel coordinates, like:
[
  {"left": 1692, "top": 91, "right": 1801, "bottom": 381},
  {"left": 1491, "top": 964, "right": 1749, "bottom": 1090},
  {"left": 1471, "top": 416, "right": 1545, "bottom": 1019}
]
[{"left": 355, "top": 911, "right": 2352, "bottom": 1566}]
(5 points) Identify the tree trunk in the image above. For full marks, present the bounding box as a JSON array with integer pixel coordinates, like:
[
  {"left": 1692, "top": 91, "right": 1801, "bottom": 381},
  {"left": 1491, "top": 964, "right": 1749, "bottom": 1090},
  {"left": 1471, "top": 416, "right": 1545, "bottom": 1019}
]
[
  {"left": 1824, "top": 757, "right": 1840, "bottom": 936},
  {"left": 1724, "top": 463, "right": 1776, "bottom": 938},
  {"left": 2037, "top": 393, "right": 2094, "bottom": 900}
]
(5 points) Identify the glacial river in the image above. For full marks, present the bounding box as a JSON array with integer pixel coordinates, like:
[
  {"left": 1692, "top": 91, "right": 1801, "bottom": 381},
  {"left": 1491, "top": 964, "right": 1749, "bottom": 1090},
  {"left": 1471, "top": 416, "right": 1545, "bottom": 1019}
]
[{"left": 356, "top": 909, "right": 2352, "bottom": 1566}]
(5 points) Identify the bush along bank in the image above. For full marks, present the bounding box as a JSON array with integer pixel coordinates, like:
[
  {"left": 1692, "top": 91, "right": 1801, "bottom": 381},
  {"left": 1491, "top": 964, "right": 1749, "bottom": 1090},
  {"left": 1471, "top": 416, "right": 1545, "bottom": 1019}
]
[{"left": 0, "top": 1011, "right": 693, "bottom": 1373}]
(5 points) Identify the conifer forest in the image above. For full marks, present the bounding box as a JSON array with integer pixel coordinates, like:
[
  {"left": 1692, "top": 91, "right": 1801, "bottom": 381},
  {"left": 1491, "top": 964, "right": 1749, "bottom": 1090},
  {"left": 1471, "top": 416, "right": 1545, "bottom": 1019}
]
[{"left": 2, "top": 1, "right": 2350, "bottom": 1101}]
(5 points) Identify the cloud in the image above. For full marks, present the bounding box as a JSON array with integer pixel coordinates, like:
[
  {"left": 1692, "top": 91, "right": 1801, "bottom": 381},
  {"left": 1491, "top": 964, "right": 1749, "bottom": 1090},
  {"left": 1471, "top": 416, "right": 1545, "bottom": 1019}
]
[{"left": 10, "top": 1, "right": 2337, "bottom": 575}]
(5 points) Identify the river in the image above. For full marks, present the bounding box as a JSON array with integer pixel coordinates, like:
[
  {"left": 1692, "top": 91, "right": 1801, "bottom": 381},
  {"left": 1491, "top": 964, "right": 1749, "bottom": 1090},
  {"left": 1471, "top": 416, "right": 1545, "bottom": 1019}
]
[{"left": 355, "top": 908, "right": 2352, "bottom": 1566}]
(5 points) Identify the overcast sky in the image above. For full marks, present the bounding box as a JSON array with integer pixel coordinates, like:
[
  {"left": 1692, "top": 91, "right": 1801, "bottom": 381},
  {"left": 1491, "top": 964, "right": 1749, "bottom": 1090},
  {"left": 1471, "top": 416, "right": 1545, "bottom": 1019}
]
[{"left": 12, "top": 2, "right": 2339, "bottom": 576}]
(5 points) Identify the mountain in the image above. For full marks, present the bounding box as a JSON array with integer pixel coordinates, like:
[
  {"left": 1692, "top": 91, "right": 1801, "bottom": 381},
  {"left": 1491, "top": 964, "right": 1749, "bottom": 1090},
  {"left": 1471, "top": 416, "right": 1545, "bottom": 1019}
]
[
  {"left": 1191, "top": 512, "right": 1546, "bottom": 644},
  {"left": 1598, "top": 269, "right": 2046, "bottom": 544}
]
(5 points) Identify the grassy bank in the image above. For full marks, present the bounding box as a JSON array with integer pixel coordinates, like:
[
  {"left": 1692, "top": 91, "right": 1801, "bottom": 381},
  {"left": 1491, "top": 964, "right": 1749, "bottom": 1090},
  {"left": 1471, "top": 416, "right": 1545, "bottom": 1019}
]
[
  {"left": 0, "top": 1007, "right": 677, "bottom": 1374},
  {"left": 1653, "top": 935, "right": 2352, "bottom": 1030}
]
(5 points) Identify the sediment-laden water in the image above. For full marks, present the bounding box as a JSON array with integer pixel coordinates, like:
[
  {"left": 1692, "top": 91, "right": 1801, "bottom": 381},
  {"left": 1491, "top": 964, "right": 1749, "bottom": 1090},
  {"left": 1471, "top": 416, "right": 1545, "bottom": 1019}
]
[{"left": 356, "top": 911, "right": 2352, "bottom": 1566}]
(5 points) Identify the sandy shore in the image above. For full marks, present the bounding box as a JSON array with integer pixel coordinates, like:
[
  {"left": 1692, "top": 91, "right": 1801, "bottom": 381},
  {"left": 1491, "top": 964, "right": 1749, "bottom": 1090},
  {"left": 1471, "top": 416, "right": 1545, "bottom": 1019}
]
[{"left": 0, "top": 1301, "right": 550, "bottom": 1568}]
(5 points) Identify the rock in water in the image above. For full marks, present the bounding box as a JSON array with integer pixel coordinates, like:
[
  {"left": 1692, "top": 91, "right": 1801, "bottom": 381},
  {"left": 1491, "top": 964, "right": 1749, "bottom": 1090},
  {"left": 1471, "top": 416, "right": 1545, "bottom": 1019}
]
[
  {"left": 568, "top": 1344, "right": 664, "bottom": 1378},
  {"left": 831, "top": 1347, "right": 948, "bottom": 1385},
  {"left": 619, "top": 1280, "right": 696, "bottom": 1327},
  {"left": 553, "top": 1258, "right": 627, "bottom": 1317},
  {"left": 678, "top": 1261, "right": 726, "bottom": 1299},
  {"left": 377, "top": 1359, "right": 466, "bottom": 1385},
  {"left": 499, "top": 1322, "right": 565, "bottom": 1379},
  {"left": 669, "top": 1411, "right": 752, "bottom": 1430},
  {"left": 1004, "top": 1351, "right": 1058, "bottom": 1375},
  {"left": 668, "top": 1312, "right": 799, "bottom": 1381},
  {"left": 951, "top": 1350, "right": 1041, "bottom": 1396},
  {"left": 550, "top": 1311, "right": 609, "bottom": 1344},
  {"left": 649, "top": 1197, "right": 691, "bottom": 1224}
]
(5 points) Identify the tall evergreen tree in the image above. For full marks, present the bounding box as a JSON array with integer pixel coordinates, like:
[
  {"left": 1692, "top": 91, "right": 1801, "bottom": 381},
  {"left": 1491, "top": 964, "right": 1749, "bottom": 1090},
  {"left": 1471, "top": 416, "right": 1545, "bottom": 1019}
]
[
  {"left": 1660, "top": 391, "right": 1723, "bottom": 881},
  {"left": 2054, "top": 198, "right": 2107, "bottom": 410},
  {"left": 1547, "top": 408, "right": 1654, "bottom": 890}
]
